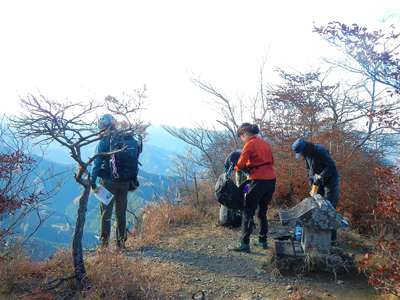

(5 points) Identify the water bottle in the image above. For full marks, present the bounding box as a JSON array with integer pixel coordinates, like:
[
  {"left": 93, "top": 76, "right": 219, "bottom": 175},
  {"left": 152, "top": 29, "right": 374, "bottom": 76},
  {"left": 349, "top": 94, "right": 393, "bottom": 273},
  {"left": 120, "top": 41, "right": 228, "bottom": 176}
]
[{"left": 294, "top": 224, "right": 303, "bottom": 241}]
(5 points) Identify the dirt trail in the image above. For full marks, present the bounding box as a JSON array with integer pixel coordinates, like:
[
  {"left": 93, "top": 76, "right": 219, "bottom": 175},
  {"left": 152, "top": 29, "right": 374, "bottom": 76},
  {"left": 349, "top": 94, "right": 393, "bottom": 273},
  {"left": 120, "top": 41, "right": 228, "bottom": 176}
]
[{"left": 127, "top": 223, "right": 377, "bottom": 300}]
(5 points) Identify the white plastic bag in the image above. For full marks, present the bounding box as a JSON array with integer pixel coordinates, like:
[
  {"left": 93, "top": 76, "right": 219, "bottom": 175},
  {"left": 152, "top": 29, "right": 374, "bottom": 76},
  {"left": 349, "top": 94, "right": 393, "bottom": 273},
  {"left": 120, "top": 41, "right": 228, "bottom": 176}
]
[
  {"left": 219, "top": 205, "right": 229, "bottom": 225},
  {"left": 93, "top": 186, "right": 113, "bottom": 205}
]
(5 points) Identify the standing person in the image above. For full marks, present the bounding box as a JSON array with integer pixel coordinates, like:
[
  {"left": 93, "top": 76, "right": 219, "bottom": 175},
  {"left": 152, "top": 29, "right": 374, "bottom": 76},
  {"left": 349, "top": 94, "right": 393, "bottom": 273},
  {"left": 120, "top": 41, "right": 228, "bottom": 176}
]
[
  {"left": 91, "top": 114, "right": 141, "bottom": 249},
  {"left": 232, "top": 123, "right": 276, "bottom": 253},
  {"left": 291, "top": 138, "right": 340, "bottom": 242}
]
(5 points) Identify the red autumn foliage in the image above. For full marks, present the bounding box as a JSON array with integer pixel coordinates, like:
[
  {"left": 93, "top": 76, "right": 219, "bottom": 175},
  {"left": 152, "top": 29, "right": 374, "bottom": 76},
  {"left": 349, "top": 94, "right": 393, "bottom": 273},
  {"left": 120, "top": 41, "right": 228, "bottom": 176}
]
[
  {"left": 315, "top": 21, "right": 400, "bottom": 295},
  {"left": 258, "top": 68, "right": 383, "bottom": 231},
  {"left": 0, "top": 150, "right": 43, "bottom": 242},
  {"left": 359, "top": 166, "right": 400, "bottom": 297},
  {"left": 266, "top": 130, "right": 380, "bottom": 233}
]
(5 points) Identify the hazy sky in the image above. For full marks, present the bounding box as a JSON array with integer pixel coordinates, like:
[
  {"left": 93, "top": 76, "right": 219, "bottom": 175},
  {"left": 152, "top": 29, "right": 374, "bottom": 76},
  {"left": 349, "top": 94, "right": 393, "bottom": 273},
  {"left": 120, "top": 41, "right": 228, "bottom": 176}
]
[{"left": 0, "top": 0, "right": 398, "bottom": 126}]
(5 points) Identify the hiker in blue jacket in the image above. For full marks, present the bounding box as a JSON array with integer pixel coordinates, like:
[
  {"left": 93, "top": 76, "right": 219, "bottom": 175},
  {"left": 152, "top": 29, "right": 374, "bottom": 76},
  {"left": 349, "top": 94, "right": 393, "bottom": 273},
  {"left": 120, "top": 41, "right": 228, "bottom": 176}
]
[
  {"left": 91, "top": 114, "right": 140, "bottom": 249},
  {"left": 291, "top": 138, "right": 340, "bottom": 241}
]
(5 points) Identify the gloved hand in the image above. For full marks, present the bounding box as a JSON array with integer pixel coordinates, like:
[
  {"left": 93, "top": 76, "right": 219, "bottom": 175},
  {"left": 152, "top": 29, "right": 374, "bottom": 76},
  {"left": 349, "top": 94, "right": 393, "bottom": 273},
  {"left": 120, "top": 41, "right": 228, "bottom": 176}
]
[
  {"left": 91, "top": 182, "right": 97, "bottom": 191},
  {"left": 310, "top": 184, "right": 319, "bottom": 197},
  {"left": 243, "top": 183, "right": 251, "bottom": 194},
  {"left": 312, "top": 174, "right": 322, "bottom": 186}
]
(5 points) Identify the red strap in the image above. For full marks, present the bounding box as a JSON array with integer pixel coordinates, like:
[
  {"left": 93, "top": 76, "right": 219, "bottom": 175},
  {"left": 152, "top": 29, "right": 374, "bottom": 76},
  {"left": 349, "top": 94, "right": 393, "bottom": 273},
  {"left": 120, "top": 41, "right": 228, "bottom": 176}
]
[{"left": 248, "top": 161, "right": 271, "bottom": 170}]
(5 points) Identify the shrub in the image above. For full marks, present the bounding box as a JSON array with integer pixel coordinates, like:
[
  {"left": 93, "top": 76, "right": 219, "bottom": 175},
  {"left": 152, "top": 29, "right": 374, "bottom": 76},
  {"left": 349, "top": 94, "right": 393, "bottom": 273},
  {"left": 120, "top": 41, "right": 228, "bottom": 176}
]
[
  {"left": 270, "top": 131, "right": 381, "bottom": 233},
  {"left": 130, "top": 201, "right": 202, "bottom": 246},
  {"left": 359, "top": 166, "right": 400, "bottom": 297},
  {"left": 181, "top": 179, "right": 219, "bottom": 217}
]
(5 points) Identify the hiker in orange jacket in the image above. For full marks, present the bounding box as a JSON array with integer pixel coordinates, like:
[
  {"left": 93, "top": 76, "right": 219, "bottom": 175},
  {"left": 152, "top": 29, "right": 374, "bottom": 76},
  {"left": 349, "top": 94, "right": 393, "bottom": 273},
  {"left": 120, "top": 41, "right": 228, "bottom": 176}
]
[{"left": 232, "top": 123, "right": 276, "bottom": 253}]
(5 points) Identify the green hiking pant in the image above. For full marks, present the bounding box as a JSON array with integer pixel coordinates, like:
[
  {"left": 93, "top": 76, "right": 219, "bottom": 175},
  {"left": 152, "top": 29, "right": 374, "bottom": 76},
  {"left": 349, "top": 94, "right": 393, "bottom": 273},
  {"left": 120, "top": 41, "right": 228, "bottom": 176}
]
[{"left": 100, "top": 180, "right": 130, "bottom": 246}]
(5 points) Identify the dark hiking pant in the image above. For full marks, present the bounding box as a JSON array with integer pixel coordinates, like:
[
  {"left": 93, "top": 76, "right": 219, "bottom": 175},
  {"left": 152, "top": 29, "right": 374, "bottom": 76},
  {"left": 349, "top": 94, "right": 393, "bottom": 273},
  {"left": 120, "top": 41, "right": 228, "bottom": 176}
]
[
  {"left": 100, "top": 180, "right": 130, "bottom": 246},
  {"left": 241, "top": 179, "right": 276, "bottom": 245},
  {"left": 317, "top": 180, "right": 340, "bottom": 241}
]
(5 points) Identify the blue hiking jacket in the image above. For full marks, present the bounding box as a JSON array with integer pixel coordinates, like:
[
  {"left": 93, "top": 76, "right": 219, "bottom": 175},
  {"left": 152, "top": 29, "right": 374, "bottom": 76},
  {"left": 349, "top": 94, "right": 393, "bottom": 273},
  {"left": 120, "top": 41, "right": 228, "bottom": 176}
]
[{"left": 91, "top": 136, "right": 112, "bottom": 186}]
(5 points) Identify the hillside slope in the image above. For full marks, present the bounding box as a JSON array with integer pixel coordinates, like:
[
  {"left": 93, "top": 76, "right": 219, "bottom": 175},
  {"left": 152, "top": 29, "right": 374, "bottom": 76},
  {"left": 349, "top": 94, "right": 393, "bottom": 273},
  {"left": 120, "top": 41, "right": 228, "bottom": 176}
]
[
  {"left": 15, "top": 156, "right": 180, "bottom": 260},
  {"left": 1, "top": 204, "right": 382, "bottom": 300},
  {"left": 127, "top": 222, "right": 377, "bottom": 300}
]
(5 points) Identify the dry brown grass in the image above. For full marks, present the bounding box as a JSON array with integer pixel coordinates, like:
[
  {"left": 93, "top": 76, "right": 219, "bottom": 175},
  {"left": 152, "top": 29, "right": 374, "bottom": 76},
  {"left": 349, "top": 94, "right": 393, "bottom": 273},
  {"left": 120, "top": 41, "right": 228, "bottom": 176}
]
[
  {"left": 183, "top": 181, "right": 218, "bottom": 216},
  {"left": 0, "top": 247, "right": 181, "bottom": 299},
  {"left": 0, "top": 247, "right": 40, "bottom": 295},
  {"left": 288, "top": 290, "right": 307, "bottom": 300},
  {"left": 0, "top": 200, "right": 210, "bottom": 299},
  {"left": 84, "top": 249, "right": 179, "bottom": 299},
  {"left": 0, "top": 248, "right": 73, "bottom": 299},
  {"left": 128, "top": 200, "right": 204, "bottom": 247}
]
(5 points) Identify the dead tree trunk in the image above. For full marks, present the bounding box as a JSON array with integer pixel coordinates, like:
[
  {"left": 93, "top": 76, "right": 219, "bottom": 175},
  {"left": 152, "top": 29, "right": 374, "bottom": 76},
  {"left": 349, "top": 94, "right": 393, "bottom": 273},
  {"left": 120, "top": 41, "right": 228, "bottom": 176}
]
[
  {"left": 193, "top": 171, "right": 199, "bottom": 205},
  {"left": 72, "top": 184, "right": 91, "bottom": 290}
]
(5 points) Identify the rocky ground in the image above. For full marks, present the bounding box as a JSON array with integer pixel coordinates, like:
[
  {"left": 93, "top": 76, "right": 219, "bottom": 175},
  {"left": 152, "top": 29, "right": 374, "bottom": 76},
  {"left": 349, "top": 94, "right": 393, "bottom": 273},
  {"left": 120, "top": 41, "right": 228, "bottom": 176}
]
[{"left": 126, "top": 221, "right": 378, "bottom": 300}]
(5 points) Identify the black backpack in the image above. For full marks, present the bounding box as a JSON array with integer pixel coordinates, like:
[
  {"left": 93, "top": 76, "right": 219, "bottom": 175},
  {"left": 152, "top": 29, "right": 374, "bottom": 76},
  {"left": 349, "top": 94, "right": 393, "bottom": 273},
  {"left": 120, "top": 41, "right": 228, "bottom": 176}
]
[
  {"left": 215, "top": 173, "right": 244, "bottom": 210},
  {"left": 109, "top": 133, "right": 141, "bottom": 182}
]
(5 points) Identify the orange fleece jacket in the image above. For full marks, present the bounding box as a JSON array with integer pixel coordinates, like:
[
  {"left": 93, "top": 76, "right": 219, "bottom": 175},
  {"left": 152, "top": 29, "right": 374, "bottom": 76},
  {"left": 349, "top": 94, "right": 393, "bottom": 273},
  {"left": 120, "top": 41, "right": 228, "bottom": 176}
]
[{"left": 235, "top": 135, "right": 276, "bottom": 180}]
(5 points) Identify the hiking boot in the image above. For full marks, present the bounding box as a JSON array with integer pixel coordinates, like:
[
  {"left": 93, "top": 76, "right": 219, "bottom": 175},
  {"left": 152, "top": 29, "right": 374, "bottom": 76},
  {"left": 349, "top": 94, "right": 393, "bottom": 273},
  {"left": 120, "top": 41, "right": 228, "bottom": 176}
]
[{"left": 230, "top": 242, "right": 250, "bottom": 253}]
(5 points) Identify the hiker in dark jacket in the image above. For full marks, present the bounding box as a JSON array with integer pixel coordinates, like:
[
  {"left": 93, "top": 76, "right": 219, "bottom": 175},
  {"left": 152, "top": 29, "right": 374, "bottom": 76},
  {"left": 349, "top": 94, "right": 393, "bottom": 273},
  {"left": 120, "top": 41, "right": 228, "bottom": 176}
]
[
  {"left": 219, "top": 150, "right": 246, "bottom": 227},
  {"left": 291, "top": 138, "right": 340, "bottom": 241},
  {"left": 232, "top": 123, "right": 276, "bottom": 253},
  {"left": 91, "top": 114, "right": 140, "bottom": 249},
  {"left": 224, "top": 150, "right": 249, "bottom": 187}
]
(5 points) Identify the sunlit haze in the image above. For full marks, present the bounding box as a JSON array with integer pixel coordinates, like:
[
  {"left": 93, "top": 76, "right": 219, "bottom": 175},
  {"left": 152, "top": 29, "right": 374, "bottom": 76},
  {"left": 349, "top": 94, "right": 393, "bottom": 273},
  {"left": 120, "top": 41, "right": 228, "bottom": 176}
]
[{"left": 0, "top": 0, "right": 398, "bottom": 126}]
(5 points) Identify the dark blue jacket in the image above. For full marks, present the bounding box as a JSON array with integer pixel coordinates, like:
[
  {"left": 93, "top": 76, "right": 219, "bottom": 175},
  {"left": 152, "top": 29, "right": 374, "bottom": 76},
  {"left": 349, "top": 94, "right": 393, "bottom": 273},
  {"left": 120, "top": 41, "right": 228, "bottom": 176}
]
[
  {"left": 303, "top": 142, "right": 339, "bottom": 186},
  {"left": 224, "top": 150, "right": 241, "bottom": 173}
]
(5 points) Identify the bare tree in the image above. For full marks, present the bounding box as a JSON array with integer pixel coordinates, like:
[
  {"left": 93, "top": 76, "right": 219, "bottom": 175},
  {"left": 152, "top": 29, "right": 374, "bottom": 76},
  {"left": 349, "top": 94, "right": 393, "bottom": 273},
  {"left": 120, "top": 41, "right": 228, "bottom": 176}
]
[
  {"left": 314, "top": 22, "right": 400, "bottom": 91},
  {"left": 164, "top": 72, "right": 274, "bottom": 180},
  {"left": 163, "top": 124, "right": 232, "bottom": 180},
  {"left": 0, "top": 120, "right": 63, "bottom": 253},
  {"left": 314, "top": 22, "right": 400, "bottom": 149},
  {"left": 191, "top": 74, "right": 271, "bottom": 144},
  {"left": 260, "top": 66, "right": 399, "bottom": 159},
  {"left": 172, "top": 149, "right": 199, "bottom": 192},
  {"left": 11, "top": 92, "right": 147, "bottom": 290}
]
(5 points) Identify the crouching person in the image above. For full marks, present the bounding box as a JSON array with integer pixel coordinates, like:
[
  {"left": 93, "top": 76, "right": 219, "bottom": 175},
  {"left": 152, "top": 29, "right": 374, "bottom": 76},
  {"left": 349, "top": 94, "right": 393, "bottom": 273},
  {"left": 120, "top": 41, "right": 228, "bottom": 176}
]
[
  {"left": 232, "top": 123, "right": 276, "bottom": 253},
  {"left": 91, "top": 114, "right": 141, "bottom": 250},
  {"left": 219, "top": 150, "right": 246, "bottom": 227}
]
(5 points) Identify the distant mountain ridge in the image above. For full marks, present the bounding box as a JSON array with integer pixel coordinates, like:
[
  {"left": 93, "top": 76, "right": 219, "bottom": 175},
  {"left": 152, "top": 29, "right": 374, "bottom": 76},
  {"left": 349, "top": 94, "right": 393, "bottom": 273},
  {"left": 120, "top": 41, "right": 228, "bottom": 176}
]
[
  {"left": 10, "top": 125, "right": 185, "bottom": 260},
  {"left": 33, "top": 125, "right": 187, "bottom": 176},
  {"left": 16, "top": 156, "right": 180, "bottom": 260}
]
